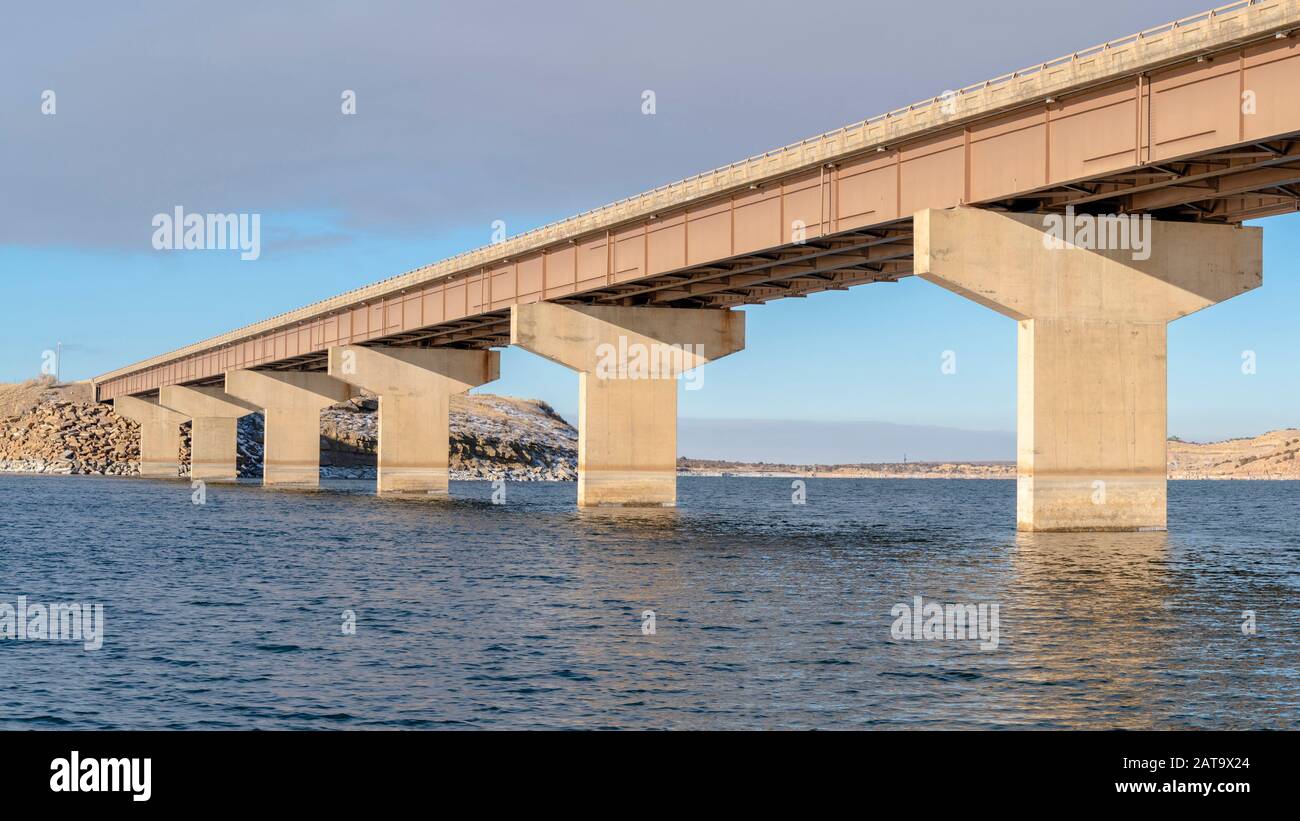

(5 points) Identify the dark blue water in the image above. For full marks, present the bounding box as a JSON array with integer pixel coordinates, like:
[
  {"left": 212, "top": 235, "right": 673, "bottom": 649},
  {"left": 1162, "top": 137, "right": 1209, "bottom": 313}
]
[{"left": 0, "top": 474, "right": 1297, "bottom": 729}]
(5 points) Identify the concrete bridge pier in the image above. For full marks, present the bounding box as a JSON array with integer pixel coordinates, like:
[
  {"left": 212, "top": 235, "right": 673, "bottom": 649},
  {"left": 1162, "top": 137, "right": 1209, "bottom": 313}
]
[
  {"left": 159, "top": 385, "right": 259, "bottom": 482},
  {"left": 327, "top": 345, "right": 499, "bottom": 495},
  {"left": 112, "top": 395, "right": 188, "bottom": 479},
  {"left": 914, "top": 207, "right": 1262, "bottom": 532},
  {"left": 510, "top": 302, "right": 744, "bottom": 507},
  {"left": 224, "top": 370, "right": 355, "bottom": 489}
]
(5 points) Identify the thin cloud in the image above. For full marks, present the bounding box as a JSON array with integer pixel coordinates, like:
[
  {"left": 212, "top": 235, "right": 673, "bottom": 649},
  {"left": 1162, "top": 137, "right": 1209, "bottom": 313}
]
[{"left": 1, "top": 0, "right": 1198, "bottom": 251}]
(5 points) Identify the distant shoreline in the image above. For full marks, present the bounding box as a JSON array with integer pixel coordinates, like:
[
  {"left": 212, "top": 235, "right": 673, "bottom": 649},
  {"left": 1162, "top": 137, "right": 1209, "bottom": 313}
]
[
  {"left": 677, "top": 460, "right": 1013, "bottom": 479},
  {"left": 680, "top": 429, "right": 1300, "bottom": 480},
  {"left": 676, "top": 468, "right": 1300, "bottom": 480}
]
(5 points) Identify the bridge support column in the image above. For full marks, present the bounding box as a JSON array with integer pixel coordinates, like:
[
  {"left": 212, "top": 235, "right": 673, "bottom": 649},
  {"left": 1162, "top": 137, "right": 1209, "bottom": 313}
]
[
  {"left": 159, "top": 385, "right": 260, "bottom": 482},
  {"left": 112, "top": 396, "right": 187, "bottom": 479},
  {"left": 224, "top": 371, "right": 354, "bottom": 489},
  {"left": 327, "top": 345, "right": 499, "bottom": 495},
  {"left": 915, "top": 207, "right": 1261, "bottom": 531},
  {"left": 510, "top": 302, "right": 744, "bottom": 507}
]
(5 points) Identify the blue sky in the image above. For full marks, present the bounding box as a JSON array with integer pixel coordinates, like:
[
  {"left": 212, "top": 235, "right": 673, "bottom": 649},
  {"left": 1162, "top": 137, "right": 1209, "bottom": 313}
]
[{"left": 2, "top": 0, "right": 1293, "bottom": 453}]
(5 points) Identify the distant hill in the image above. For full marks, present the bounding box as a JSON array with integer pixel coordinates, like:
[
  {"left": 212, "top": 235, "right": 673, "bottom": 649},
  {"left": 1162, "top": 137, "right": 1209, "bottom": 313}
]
[
  {"left": 1169, "top": 430, "right": 1300, "bottom": 478},
  {"left": 0, "top": 376, "right": 93, "bottom": 418}
]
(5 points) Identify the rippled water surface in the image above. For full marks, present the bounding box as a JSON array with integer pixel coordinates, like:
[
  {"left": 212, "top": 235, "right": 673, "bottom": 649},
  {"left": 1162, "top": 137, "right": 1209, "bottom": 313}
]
[{"left": 1, "top": 474, "right": 1297, "bottom": 729}]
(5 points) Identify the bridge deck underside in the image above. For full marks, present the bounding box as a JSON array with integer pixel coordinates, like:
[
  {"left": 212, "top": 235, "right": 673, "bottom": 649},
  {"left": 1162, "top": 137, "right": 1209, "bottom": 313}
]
[{"left": 137, "top": 131, "right": 1299, "bottom": 393}]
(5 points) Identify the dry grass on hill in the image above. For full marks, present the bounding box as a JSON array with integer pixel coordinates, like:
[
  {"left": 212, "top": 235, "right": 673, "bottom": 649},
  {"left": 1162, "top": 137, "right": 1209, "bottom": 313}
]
[
  {"left": 0, "top": 377, "right": 94, "bottom": 419},
  {"left": 1168, "top": 429, "right": 1300, "bottom": 478}
]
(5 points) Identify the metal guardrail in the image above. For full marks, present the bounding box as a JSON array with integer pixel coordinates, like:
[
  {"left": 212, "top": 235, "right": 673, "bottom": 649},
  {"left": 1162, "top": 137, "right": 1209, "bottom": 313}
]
[{"left": 96, "top": 0, "right": 1298, "bottom": 385}]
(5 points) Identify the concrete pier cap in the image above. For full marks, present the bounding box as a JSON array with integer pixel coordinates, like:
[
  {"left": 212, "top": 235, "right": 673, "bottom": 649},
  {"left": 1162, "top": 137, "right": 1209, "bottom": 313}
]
[
  {"left": 158, "top": 385, "right": 260, "bottom": 483},
  {"left": 326, "top": 344, "right": 500, "bottom": 496},
  {"left": 111, "top": 395, "right": 188, "bottom": 479},
  {"left": 914, "top": 206, "right": 1262, "bottom": 532},
  {"left": 510, "top": 302, "right": 745, "bottom": 507},
  {"left": 224, "top": 370, "right": 356, "bottom": 489}
]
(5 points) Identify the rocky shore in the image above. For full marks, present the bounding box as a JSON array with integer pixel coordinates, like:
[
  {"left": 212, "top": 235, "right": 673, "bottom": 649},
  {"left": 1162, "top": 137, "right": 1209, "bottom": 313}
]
[
  {"left": 0, "top": 379, "right": 578, "bottom": 481},
  {"left": 316, "top": 395, "right": 578, "bottom": 481},
  {"left": 0, "top": 399, "right": 138, "bottom": 476}
]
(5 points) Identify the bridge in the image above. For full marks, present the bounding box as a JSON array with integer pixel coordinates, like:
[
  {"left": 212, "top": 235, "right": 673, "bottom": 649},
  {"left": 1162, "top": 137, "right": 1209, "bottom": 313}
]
[{"left": 97, "top": 1, "right": 1300, "bottom": 531}]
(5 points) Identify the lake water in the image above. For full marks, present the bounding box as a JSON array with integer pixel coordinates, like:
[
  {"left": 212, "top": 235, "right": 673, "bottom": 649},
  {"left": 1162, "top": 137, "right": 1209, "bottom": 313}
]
[{"left": 0, "top": 474, "right": 1296, "bottom": 729}]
